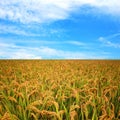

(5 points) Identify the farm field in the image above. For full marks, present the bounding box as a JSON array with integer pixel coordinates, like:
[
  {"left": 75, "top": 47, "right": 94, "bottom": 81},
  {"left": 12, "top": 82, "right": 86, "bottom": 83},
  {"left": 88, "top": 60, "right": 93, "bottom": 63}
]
[{"left": 0, "top": 60, "right": 120, "bottom": 120}]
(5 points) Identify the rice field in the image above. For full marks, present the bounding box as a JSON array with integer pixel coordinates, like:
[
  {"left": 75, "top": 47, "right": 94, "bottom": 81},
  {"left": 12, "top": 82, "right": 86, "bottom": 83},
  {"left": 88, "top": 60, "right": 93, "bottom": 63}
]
[{"left": 0, "top": 60, "right": 120, "bottom": 120}]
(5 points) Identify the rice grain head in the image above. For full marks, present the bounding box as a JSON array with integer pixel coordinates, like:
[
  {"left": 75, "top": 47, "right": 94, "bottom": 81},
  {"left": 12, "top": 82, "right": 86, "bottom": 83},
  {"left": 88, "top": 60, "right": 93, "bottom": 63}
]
[
  {"left": 70, "top": 110, "right": 78, "bottom": 120},
  {"left": 1, "top": 112, "right": 11, "bottom": 120},
  {"left": 8, "top": 96, "right": 17, "bottom": 103}
]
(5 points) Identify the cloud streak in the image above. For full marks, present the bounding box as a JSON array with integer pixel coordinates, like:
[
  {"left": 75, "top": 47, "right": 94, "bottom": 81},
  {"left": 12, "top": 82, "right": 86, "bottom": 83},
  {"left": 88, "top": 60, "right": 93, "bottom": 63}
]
[
  {"left": 67, "top": 40, "right": 85, "bottom": 46},
  {"left": 99, "top": 33, "right": 120, "bottom": 48},
  {"left": 0, "top": 24, "right": 36, "bottom": 36},
  {"left": 0, "top": 42, "right": 110, "bottom": 59},
  {"left": 0, "top": 0, "right": 120, "bottom": 24}
]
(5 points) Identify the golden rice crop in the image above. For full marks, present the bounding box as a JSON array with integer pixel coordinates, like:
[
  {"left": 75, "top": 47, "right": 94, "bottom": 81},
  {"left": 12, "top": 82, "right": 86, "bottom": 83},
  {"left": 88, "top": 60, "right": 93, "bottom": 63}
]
[{"left": 0, "top": 60, "right": 120, "bottom": 120}]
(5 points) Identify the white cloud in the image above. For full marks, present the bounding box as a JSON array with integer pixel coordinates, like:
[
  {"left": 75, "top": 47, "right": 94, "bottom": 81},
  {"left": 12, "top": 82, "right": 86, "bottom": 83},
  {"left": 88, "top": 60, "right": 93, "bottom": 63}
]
[
  {"left": 0, "top": 0, "right": 120, "bottom": 24},
  {"left": 0, "top": 0, "right": 73, "bottom": 23},
  {"left": 0, "top": 43, "right": 16, "bottom": 48},
  {"left": 0, "top": 42, "right": 110, "bottom": 59},
  {"left": 0, "top": 43, "right": 42, "bottom": 59},
  {"left": 0, "top": 25, "right": 29, "bottom": 36},
  {"left": 0, "top": 24, "right": 45, "bottom": 37},
  {"left": 10, "top": 50, "right": 42, "bottom": 59},
  {"left": 67, "top": 40, "right": 85, "bottom": 46},
  {"left": 99, "top": 33, "right": 120, "bottom": 48},
  {"left": 0, "top": 23, "right": 63, "bottom": 38}
]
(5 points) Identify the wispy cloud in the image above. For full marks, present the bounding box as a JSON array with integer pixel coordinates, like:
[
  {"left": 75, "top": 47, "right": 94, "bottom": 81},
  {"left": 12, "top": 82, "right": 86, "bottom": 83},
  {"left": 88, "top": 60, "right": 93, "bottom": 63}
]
[
  {"left": 99, "top": 33, "right": 120, "bottom": 48},
  {"left": 0, "top": 0, "right": 120, "bottom": 24},
  {"left": 0, "top": 24, "right": 35, "bottom": 36},
  {"left": 67, "top": 40, "right": 85, "bottom": 46},
  {"left": 0, "top": 43, "right": 42, "bottom": 59},
  {"left": 0, "top": 23, "right": 63, "bottom": 38},
  {"left": 0, "top": 37, "right": 88, "bottom": 50},
  {"left": 0, "top": 42, "right": 110, "bottom": 59}
]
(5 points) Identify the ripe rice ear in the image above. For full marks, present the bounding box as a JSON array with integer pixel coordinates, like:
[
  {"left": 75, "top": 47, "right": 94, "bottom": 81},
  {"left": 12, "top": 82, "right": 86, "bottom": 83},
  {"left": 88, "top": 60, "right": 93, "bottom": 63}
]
[
  {"left": 30, "top": 112, "right": 38, "bottom": 120},
  {"left": 99, "top": 105, "right": 108, "bottom": 120},
  {"left": 16, "top": 105, "right": 22, "bottom": 113},
  {"left": 26, "top": 105, "right": 41, "bottom": 113},
  {"left": 1, "top": 112, "right": 19, "bottom": 120},
  {"left": 28, "top": 89, "right": 39, "bottom": 99},
  {"left": 46, "top": 101, "right": 59, "bottom": 110},
  {"left": 70, "top": 104, "right": 80, "bottom": 112},
  {"left": 1, "top": 112, "right": 11, "bottom": 120},
  {"left": 51, "top": 83, "right": 57, "bottom": 90},
  {"left": 8, "top": 96, "right": 17, "bottom": 103},
  {"left": 0, "top": 105, "right": 3, "bottom": 113},
  {"left": 11, "top": 80, "right": 20, "bottom": 87},
  {"left": 101, "top": 105, "right": 107, "bottom": 115},
  {"left": 29, "top": 100, "right": 43, "bottom": 106},
  {"left": 99, "top": 114, "right": 107, "bottom": 120},
  {"left": 110, "top": 103, "right": 115, "bottom": 119},
  {"left": 15, "top": 92, "right": 24, "bottom": 99},
  {"left": 118, "top": 110, "right": 120, "bottom": 118},
  {"left": 70, "top": 88, "right": 79, "bottom": 102},
  {"left": 70, "top": 110, "right": 78, "bottom": 120},
  {"left": 59, "top": 110, "right": 65, "bottom": 115},
  {"left": 0, "top": 81, "right": 5, "bottom": 88},
  {"left": 103, "top": 95, "right": 109, "bottom": 103},
  {"left": 89, "top": 88, "right": 97, "bottom": 95},
  {"left": 39, "top": 110, "right": 57, "bottom": 118}
]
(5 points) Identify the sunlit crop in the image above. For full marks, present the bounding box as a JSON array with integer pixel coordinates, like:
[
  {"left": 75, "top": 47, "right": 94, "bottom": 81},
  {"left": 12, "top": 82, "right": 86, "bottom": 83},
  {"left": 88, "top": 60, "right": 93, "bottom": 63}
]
[{"left": 0, "top": 60, "right": 120, "bottom": 120}]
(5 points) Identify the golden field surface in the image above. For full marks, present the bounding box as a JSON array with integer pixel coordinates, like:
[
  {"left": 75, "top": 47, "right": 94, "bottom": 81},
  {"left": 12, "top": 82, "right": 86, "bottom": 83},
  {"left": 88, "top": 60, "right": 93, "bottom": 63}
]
[{"left": 0, "top": 60, "right": 120, "bottom": 120}]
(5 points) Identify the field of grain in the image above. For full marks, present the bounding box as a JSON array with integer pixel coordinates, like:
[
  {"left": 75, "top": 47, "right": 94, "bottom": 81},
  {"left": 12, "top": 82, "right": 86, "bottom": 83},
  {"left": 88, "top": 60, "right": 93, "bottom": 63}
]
[{"left": 0, "top": 60, "right": 120, "bottom": 120}]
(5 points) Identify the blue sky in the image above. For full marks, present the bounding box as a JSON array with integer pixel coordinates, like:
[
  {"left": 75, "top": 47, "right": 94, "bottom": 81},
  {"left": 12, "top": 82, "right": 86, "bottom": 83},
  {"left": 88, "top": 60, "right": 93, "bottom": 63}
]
[{"left": 0, "top": 0, "right": 120, "bottom": 59}]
